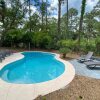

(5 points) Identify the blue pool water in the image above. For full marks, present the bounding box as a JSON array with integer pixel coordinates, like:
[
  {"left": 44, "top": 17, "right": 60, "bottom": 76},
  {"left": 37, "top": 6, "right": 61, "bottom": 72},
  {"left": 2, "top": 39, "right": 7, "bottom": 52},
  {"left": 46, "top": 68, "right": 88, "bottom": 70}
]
[{"left": 0, "top": 52, "right": 65, "bottom": 84}]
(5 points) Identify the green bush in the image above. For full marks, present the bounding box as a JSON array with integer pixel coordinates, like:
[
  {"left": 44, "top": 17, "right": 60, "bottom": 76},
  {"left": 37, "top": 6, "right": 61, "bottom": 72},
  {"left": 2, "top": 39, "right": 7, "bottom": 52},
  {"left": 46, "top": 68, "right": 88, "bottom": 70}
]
[
  {"left": 32, "top": 31, "right": 52, "bottom": 49},
  {"left": 57, "top": 40, "right": 78, "bottom": 52},
  {"left": 95, "top": 37, "right": 100, "bottom": 54},
  {"left": 85, "top": 43, "right": 95, "bottom": 52},
  {"left": 57, "top": 39, "right": 97, "bottom": 53},
  {"left": 59, "top": 48, "right": 70, "bottom": 58},
  {"left": 3, "top": 29, "right": 23, "bottom": 47},
  {"left": 80, "top": 39, "right": 95, "bottom": 53}
]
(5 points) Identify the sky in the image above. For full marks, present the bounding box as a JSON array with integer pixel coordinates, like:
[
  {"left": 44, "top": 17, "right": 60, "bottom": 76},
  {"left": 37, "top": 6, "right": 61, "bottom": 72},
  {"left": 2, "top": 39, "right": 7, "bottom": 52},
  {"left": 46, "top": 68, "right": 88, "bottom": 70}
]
[
  {"left": 50, "top": 0, "right": 99, "bottom": 18},
  {"left": 4, "top": 0, "right": 99, "bottom": 19},
  {"left": 0, "top": 0, "right": 99, "bottom": 27}
]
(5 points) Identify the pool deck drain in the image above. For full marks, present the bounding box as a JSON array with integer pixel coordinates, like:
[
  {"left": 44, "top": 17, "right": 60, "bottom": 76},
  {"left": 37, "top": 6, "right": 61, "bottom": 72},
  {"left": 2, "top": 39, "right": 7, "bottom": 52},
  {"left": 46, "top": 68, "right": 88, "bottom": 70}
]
[{"left": 0, "top": 52, "right": 75, "bottom": 100}]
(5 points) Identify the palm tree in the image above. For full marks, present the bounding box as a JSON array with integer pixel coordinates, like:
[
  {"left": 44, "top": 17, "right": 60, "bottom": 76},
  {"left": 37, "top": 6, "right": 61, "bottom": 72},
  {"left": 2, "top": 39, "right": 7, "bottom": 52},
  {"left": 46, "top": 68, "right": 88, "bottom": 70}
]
[{"left": 78, "top": 0, "right": 86, "bottom": 49}]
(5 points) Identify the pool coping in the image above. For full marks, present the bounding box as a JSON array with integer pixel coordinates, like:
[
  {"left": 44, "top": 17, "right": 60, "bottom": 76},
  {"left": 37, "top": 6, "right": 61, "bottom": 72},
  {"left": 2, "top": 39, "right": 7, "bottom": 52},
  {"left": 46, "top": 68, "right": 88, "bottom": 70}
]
[{"left": 0, "top": 51, "right": 75, "bottom": 100}]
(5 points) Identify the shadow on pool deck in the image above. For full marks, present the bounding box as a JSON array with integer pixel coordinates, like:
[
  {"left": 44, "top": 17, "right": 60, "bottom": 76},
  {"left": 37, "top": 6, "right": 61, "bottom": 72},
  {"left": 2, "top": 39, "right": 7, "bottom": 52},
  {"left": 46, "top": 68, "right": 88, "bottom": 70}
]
[
  {"left": 87, "top": 66, "right": 100, "bottom": 70},
  {"left": 69, "top": 59, "right": 100, "bottom": 79}
]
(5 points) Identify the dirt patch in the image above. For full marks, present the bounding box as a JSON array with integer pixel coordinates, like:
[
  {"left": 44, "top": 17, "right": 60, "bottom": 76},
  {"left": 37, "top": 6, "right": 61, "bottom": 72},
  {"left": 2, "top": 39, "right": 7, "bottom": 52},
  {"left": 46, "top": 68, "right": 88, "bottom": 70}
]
[{"left": 35, "top": 75, "right": 100, "bottom": 100}]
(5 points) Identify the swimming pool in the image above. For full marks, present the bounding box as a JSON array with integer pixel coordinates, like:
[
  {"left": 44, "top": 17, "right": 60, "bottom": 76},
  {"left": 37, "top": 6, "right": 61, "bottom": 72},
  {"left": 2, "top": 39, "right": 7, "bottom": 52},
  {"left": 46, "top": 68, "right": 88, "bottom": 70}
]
[{"left": 0, "top": 52, "right": 65, "bottom": 84}]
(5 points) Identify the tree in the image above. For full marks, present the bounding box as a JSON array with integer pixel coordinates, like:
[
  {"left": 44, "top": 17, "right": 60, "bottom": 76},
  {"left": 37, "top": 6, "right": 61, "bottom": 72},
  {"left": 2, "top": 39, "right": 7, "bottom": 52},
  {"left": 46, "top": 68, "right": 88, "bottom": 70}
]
[
  {"left": 24, "top": 13, "right": 40, "bottom": 32},
  {"left": 0, "top": 0, "right": 99, "bottom": 54},
  {"left": 62, "top": 8, "right": 78, "bottom": 39},
  {"left": 68, "top": 8, "right": 78, "bottom": 31},
  {"left": 92, "top": 0, "right": 100, "bottom": 19},
  {"left": 92, "top": 0, "right": 100, "bottom": 34},
  {"left": 66, "top": 0, "right": 69, "bottom": 30},
  {"left": 46, "top": 0, "right": 48, "bottom": 27},
  {"left": 28, "top": 0, "right": 31, "bottom": 33},
  {"left": 62, "top": 0, "right": 69, "bottom": 38},
  {"left": 41, "top": 0, "right": 44, "bottom": 26},
  {"left": 0, "top": 0, "right": 25, "bottom": 46},
  {"left": 84, "top": 12, "right": 96, "bottom": 39},
  {"left": 0, "top": 0, "right": 6, "bottom": 27},
  {"left": 34, "top": 0, "right": 50, "bottom": 31},
  {"left": 58, "top": 0, "right": 62, "bottom": 40},
  {"left": 78, "top": 0, "right": 86, "bottom": 49}
]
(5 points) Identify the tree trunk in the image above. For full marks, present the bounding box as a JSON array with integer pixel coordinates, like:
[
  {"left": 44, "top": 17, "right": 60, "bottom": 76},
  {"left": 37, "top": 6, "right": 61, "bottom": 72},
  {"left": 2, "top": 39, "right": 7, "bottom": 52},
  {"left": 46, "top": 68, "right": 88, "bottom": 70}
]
[
  {"left": 29, "top": 0, "right": 31, "bottom": 33},
  {"left": 66, "top": 0, "right": 69, "bottom": 30},
  {"left": 58, "top": 0, "right": 61, "bottom": 40},
  {"left": 78, "top": 16, "right": 83, "bottom": 46},
  {"left": 42, "top": 0, "right": 44, "bottom": 27},
  {"left": 0, "top": 0, "right": 6, "bottom": 46},
  {"left": 71, "top": 14, "right": 73, "bottom": 30},
  {"left": 78, "top": 0, "right": 86, "bottom": 50},
  {"left": 46, "top": 0, "right": 48, "bottom": 31},
  {"left": 29, "top": 0, "right": 31, "bottom": 50},
  {"left": 1, "top": 0, "right": 5, "bottom": 26}
]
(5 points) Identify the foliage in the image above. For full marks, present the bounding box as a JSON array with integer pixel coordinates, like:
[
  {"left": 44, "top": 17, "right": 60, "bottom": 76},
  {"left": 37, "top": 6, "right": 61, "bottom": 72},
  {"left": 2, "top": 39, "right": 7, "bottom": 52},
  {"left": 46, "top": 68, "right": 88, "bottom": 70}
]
[
  {"left": 22, "top": 32, "right": 33, "bottom": 44},
  {"left": 0, "top": 0, "right": 100, "bottom": 55},
  {"left": 59, "top": 48, "right": 70, "bottom": 58},
  {"left": 95, "top": 37, "right": 100, "bottom": 54},
  {"left": 3, "top": 29, "right": 23, "bottom": 47},
  {"left": 57, "top": 39, "right": 78, "bottom": 51},
  {"left": 78, "top": 0, "right": 86, "bottom": 49},
  {"left": 68, "top": 8, "right": 78, "bottom": 17},
  {"left": 32, "top": 31, "right": 52, "bottom": 49}
]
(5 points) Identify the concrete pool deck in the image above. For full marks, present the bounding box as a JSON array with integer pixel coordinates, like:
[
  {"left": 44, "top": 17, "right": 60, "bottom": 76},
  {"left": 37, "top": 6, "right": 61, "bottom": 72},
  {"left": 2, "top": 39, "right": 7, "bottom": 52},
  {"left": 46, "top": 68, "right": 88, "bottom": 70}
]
[
  {"left": 0, "top": 52, "right": 75, "bottom": 100},
  {"left": 70, "top": 59, "right": 100, "bottom": 79}
]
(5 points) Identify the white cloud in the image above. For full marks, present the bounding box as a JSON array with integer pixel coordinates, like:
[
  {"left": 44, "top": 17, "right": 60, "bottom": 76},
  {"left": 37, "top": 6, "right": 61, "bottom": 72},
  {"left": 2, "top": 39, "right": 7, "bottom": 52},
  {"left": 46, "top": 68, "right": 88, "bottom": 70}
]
[
  {"left": 86, "top": 0, "right": 98, "bottom": 12},
  {"left": 5, "top": 0, "right": 99, "bottom": 19},
  {"left": 50, "top": 0, "right": 58, "bottom": 8},
  {"left": 50, "top": 14, "right": 58, "bottom": 19},
  {"left": 25, "top": 5, "right": 37, "bottom": 18},
  {"left": 48, "top": 0, "right": 58, "bottom": 18},
  {"left": 30, "top": 6, "right": 37, "bottom": 14}
]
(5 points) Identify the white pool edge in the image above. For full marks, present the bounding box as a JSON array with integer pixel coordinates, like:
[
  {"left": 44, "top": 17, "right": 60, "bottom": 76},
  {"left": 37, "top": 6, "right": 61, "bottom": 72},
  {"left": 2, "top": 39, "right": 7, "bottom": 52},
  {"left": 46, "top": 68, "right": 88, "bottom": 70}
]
[{"left": 0, "top": 51, "right": 75, "bottom": 100}]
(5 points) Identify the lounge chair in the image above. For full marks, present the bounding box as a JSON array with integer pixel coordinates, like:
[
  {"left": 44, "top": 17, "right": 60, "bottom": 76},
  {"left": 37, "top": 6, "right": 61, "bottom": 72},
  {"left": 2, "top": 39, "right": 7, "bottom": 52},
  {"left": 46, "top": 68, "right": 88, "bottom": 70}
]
[
  {"left": 0, "top": 54, "right": 2, "bottom": 62},
  {"left": 4, "top": 50, "right": 13, "bottom": 56},
  {"left": 0, "top": 50, "right": 13, "bottom": 63},
  {"left": 84, "top": 61, "right": 100, "bottom": 68},
  {"left": 0, "top": 51, "right": 6, "bottom": 59},
  {"left": 78, "top": 51, "right": 93, "bottom": 63}
]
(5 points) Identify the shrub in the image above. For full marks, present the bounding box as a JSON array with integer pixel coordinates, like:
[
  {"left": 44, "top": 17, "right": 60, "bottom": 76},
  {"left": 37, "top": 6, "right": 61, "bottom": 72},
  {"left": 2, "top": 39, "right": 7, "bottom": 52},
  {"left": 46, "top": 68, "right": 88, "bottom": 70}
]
[
  {"left": 80, "top": 39, "right": 96, "bottom": 53},
  {"left": 85, "top": 43, "right": 95, "bottom": 52},
  {"left": 95, "top": 37, "right": 100, "bottom": 55},
  {"left": 3, "top": 29, "right": 23, "bottom": 47},
  {"left": 59, "top": 48, "right": 70, "bottom": 58},
  {"left": 32, "top": 31, "right": 52, "bottom": 49},
  {"left": 57, "top": 40, "right": 78, "bottom": 52}
]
